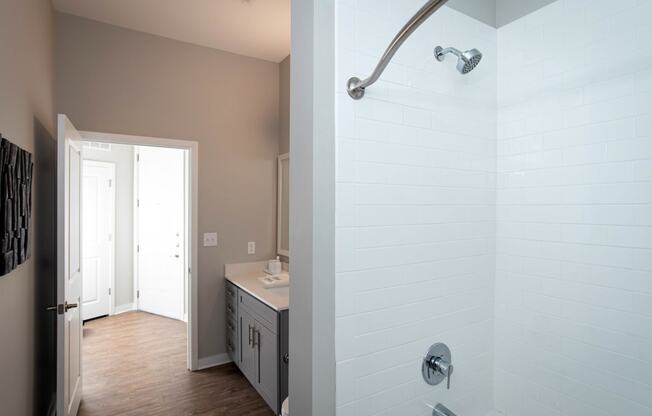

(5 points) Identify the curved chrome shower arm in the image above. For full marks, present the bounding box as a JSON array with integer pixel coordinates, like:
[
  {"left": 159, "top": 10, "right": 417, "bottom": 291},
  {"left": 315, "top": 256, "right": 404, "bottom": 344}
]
[
  {"left": 435, "top": 46, "right": 462, "bottom": 60},
  {"left": 347, "top": 0, "right": 449, "bottom": 100}
]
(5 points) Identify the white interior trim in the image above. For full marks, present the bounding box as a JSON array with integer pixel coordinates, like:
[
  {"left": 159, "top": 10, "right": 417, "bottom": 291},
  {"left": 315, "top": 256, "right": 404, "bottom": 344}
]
[
  {"left": 277, "top": 153, "right": 289, "bottom": 257},
  {"left": 80, "top": 130, "right": 200, "bottom": 371},
  {"left": 196, "top": 353, "right": 231, "bottom": 370},
  {"left": 132, "top": 150, "right": 139, "bottom": 314}
]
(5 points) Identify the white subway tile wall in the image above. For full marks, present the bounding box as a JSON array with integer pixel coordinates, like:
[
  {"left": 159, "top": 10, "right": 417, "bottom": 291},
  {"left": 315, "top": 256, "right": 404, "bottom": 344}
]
[
  {"left": 335, "top": 0, "right": 652, "bottom": 414},
  {"left": 335, "top": 1, "right": 497, "bottom": 415},
  {"left": 495, "top": 0, "right": 652, "bottom": 415}
]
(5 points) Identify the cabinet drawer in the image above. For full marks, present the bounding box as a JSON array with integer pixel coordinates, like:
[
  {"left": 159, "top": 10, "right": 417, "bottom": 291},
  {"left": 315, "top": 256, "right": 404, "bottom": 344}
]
[
  {"left": 226, "top": 281, "right": 238, "bottom": 316},
  {"left": 226, "top": 330, "right": 237, "bottom": 362},
  {"left": 238, "top": 290, "right": 277, "bottom": 332},
  {"left": 227, "top": 315, "right": 237, "bottom": 337}
]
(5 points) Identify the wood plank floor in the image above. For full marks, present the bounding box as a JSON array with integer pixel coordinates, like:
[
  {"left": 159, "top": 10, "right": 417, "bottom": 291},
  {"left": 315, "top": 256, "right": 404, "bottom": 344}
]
[{"left": 80, "top": 311, "right": 274, "bottom": 416}]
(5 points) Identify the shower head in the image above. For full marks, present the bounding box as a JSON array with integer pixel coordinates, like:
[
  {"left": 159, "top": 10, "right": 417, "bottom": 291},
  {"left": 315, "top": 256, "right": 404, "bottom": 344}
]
[{"left": 435, "top": 46, "right": 482, "bottom": 74}]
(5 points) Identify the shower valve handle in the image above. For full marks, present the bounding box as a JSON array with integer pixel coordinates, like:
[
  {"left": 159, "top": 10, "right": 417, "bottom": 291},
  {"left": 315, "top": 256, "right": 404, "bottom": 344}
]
[
  {"left": 428, "top": 356, "right": 453, "bottom": 389},
  {"left": 422, "top": 343, "right": 453, "bottom": 388}
]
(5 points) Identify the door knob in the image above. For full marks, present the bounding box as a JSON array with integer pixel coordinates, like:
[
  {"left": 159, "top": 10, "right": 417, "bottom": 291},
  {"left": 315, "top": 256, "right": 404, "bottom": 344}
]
[
  {"left": 46, "top": 305, "right": 61, "bottom": 313},
  {"left": 46, "top": 301, "right": 78, "bottom": 315}
]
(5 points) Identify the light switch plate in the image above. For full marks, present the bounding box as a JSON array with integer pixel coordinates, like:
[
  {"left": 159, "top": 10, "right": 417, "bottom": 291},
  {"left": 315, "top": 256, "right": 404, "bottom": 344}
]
[
  {"left": 203, "top": 233, "right": 218, "bottom": 247},
  {"left": 247, "top": 241, "right": 256, "bottom": 254}
]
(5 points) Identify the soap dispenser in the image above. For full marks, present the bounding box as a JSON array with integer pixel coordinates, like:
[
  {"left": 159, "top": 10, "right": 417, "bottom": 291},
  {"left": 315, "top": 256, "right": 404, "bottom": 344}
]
[{"left": 268, "top": 256, "right": 282, "bottom": 275}]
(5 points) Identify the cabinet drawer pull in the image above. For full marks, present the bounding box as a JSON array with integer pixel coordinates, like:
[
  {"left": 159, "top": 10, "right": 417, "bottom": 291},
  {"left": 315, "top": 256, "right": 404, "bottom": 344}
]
[
  {"left": 252, "top": 328, "right": 258, "bottom": 348},
  {"left": 248, "top": 324, "right": 253, "bottom": 346}
]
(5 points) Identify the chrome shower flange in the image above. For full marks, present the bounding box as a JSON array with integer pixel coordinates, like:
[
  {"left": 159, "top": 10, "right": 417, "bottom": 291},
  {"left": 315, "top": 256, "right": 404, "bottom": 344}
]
[
  {"left": 347, "top": 77, "right": 365, "bottom": 100},
  {"left": 434, "top": 46, "right": 445, "bottom": 61}
]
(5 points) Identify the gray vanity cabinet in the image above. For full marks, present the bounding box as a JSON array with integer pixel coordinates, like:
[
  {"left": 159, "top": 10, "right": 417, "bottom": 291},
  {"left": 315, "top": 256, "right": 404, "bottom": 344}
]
[{"left": 226, "top": 281, "right": 288, "bottom": 415}]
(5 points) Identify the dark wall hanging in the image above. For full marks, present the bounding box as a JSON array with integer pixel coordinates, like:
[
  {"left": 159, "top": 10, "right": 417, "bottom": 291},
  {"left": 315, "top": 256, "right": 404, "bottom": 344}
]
[{"left": 0, "top": 134, "right": 33, "bottom": 276}]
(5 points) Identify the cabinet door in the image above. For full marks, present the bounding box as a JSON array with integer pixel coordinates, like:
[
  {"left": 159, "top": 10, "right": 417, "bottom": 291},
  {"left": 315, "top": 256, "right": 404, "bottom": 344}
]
[
  {"left": 239, "top": 308, "right": 256, "bottom": 383},
  {"left": 255, "top": 320, "right": 278, "bottom": 411}
]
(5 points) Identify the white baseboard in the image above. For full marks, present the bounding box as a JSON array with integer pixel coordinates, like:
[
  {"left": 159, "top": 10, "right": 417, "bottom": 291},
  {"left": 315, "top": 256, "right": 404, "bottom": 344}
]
[
  {"left": 196, "top": 353, "right": 231, "bottom": 370},
  {"left": 113, "top": 303, "right": 135, "bottom": 315}
]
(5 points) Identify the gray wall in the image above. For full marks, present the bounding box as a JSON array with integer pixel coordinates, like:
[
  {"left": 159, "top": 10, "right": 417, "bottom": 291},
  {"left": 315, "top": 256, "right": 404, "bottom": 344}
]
[
  {"left": 83, "top": 143, "right": 135, "bottom": 308},
  {"left": 496, "top": 0, "right": 558, "bottom": 27},
  {"left": 447, "top": 0, "right": 558, "bottom": 27},
  {"left": 56, "top": 13, "right": 280, "bottom": 360},
  {"left": 0, "top": 0, "right": 56, "bottom": 414},
  {"left": 279, "top": 55, "right": 290, "bottom": 155},
  {"left": 447, "top": 0, "right": 497, "bottom": 27}
]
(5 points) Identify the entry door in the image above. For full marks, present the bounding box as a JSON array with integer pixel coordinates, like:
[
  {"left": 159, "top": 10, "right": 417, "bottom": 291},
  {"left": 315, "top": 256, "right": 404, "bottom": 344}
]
[
  {"left": 57, "top": 114, "right": 83, "bottom": 416},
  {"left": 136, "top": 146, "right": 185, "bottom": 321},
  {"left": 82, "top": 161, "right": 115, "bottom": 320}
]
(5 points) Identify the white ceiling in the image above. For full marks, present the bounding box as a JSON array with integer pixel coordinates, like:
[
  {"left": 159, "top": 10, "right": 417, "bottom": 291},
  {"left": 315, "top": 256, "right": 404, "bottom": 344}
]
[{"left": 52, "top": 0, "right": 291, "bottom": 63}]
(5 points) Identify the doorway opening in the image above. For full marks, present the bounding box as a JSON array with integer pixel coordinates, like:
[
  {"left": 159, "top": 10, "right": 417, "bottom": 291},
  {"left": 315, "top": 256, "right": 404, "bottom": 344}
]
[
  {"left": 76, "top": 131, "right": 199, "bottom": 414},
  {"left": 79, "top": 130, "right": 199, "bottom": 370},
  {"left": 81, "top": 142, "right": 189, "bottom": 321}
]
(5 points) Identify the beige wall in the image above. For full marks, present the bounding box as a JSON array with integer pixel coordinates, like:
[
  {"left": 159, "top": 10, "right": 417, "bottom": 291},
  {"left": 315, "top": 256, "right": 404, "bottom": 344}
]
[
  {"left": 0, "top": 0, "right": 56, "bottom": 414},
  {"left": 279, "top": 55, "right": 290, "bottom": 155},
  {"left": 56, "top": 13, "right": 281, "bottom": 360}
]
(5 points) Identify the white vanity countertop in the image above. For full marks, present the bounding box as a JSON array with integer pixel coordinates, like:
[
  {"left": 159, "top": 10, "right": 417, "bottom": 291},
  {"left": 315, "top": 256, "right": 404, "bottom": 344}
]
[{"left": 225, "top": 261, "right": 289, "bottom": 311}]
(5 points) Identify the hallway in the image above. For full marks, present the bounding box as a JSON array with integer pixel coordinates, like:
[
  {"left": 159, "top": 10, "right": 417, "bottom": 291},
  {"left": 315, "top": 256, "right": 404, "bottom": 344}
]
[{"left": 80, "top": 312, "right": 273, "bottom": 416}]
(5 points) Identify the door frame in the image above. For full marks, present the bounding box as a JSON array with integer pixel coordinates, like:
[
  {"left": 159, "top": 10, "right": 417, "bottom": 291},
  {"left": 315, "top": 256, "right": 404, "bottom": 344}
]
[
  {"left": 276, "top": 153, "right": 290, "bottom": 257},
  {"left": 80, "top": 130, "right": 199, "bottom": 371},
  {"left": 133, "top": 145, "right": 188, "bottom": 322},
  {"left": 82, "top": 159, "right": 116, "bottom": 318}
]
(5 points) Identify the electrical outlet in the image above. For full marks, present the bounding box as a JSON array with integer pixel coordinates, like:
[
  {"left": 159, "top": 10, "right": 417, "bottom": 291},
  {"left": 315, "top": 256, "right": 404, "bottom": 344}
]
[
  {"left": 203, "top": 233, "right": 218, "bottom": 247},
  {"left": 247, "top": 241, "right": 256, "bottom": 254}
]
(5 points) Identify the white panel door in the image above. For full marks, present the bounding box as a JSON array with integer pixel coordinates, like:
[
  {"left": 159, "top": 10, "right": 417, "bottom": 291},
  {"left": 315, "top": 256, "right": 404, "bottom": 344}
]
[
  {"left": 136, "top": 146, "right": 185, "bottom": 321},
  {"left": 57, "top": 114, "right": 83, "bottom": 416},
  {"left": 82, "top": 161, "right": 115, "bottom": 320}
]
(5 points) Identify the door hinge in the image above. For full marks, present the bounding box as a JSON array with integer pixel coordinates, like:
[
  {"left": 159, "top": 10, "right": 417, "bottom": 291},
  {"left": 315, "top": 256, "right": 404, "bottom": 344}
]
[
  {"left": 137, "top": 199, "right": 140, "bottom": 208},
  {"left": 108, "top": 179, "right": 112, "bottom": 188},
  {"left": 137, "top": 290, "right": 140, "bottom": 299},
  {"left": 137, "top": 244, "right": 140, "bottom": 253},
  {"left": 136, "top": 153, "right": 140, "bottom": 162},
  {"left": 108, "top": 288, "right": 111, "bottom": 296}
]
